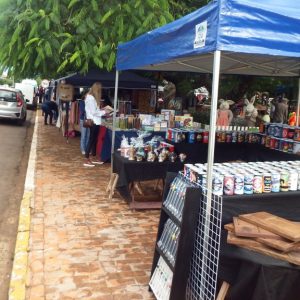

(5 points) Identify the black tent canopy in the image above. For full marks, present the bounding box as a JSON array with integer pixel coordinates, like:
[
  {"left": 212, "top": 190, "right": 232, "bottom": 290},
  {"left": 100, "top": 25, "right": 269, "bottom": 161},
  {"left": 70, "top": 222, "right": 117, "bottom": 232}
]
[{"left": 57, "top": 69, "right": 156, "bottom": 89}]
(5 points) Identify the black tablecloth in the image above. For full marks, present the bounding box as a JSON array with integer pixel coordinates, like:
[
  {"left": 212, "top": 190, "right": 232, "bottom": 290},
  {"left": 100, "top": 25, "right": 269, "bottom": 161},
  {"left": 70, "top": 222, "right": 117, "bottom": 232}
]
[
  {"left": 113, "top": 152, "right": 184, "bottom": 200},
  {"left": 219, "top": 231, "right": 300, "bottom": 300},
  {"left": 173, "top": 142, "right": 300, "bottom": 163},
  {"left": 220, "top": 191, "right": 300, "bottom": 299}
]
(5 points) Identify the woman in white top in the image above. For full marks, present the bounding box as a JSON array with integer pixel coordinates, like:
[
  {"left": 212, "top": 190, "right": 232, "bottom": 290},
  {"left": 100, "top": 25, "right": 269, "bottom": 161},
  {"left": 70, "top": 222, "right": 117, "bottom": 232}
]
[{"left": 84, "top": 82, "right": 106, "bottom": 167}]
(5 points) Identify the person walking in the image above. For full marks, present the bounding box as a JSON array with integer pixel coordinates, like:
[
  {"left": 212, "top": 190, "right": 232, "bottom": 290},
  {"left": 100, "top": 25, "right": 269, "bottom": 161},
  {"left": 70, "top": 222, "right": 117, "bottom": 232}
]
[{"left": 84, "top": 82, "right": 107, "bottom": 167}]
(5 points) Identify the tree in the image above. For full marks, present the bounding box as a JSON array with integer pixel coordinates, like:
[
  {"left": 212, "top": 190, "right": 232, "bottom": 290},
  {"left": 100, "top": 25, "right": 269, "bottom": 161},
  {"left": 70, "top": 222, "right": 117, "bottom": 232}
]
[{"left": 0, "top": 0, "right": 179, "bottom": 78}]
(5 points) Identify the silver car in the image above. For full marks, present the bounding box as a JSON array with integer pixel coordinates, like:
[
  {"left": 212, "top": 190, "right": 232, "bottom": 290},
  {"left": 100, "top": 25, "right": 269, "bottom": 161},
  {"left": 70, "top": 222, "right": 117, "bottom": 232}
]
[{"left": 0, "top": 87, "right": 27, "bottom": 125}]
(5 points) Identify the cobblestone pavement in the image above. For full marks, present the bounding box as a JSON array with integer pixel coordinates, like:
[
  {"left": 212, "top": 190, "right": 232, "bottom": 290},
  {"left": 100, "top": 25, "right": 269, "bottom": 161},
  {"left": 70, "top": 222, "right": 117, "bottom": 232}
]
[{"left": 26, "top": 113, "right": 158, "bottom": 299}]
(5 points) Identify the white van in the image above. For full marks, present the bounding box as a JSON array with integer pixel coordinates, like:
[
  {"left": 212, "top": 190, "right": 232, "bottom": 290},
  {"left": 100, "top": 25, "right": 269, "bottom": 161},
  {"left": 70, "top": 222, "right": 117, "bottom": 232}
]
[{"left": 15, "top": 79, "right": 38, "bottom": 108}]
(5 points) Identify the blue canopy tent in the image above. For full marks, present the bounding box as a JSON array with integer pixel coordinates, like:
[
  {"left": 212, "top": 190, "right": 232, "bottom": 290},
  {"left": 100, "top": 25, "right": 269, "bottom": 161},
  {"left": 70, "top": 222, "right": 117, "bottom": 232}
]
[
  {"left": 115, "top": 0, "right": 300, "bottom": 193},
  {"left": 114, "top": 0, "right": 300, "bottom": 297}
]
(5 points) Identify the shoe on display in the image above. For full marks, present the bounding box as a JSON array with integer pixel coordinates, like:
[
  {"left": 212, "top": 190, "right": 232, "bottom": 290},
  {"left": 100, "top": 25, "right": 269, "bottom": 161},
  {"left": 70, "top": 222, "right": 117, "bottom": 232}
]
[{"left": 83, "top": 160, "right": 95, "bottom": 167}]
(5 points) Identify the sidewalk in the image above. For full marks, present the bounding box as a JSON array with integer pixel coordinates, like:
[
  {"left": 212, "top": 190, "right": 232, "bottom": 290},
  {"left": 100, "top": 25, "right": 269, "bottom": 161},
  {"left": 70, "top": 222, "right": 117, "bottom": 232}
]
[{"left": 26, "top": 112, "right": 158, "bottom": 299}]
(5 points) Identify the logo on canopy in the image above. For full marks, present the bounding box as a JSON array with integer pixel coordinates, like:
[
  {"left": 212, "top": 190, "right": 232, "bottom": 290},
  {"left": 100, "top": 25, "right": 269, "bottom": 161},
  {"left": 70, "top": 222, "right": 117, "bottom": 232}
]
[{"left": 194, "top": 21, "right": 207, "bottom": 49}]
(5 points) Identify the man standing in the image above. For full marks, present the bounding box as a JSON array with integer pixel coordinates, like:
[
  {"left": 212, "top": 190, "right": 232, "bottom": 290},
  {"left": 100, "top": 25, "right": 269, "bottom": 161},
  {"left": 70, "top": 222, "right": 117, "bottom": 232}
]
[{"left": 273, "top": 98, "right": 289, "bottom": 124}]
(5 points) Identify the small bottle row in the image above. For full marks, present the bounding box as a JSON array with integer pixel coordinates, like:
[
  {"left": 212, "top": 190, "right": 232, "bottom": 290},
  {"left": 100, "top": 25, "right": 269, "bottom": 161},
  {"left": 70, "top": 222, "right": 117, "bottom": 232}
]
[
  {"left": 149, "top": 256, "right": 173, "bottom": 300},
  {"left": 157, "top": 219, "right": 180, "bottom": 267},
  {"left": 164, "top": 175, "right": 193, "bottom": 221}
]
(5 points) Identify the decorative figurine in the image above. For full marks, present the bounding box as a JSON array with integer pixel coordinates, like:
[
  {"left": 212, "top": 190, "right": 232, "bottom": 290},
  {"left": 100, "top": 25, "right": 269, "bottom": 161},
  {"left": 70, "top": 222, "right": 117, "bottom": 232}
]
[
  {"left": 128, "top": 146, "right": 135, "bottom": 161},
  {"left": 179, "top": 153, "right": 187, "bottom": 162},
  {"left": 169, "top": 152, "right": 177, "bottom": 162}
]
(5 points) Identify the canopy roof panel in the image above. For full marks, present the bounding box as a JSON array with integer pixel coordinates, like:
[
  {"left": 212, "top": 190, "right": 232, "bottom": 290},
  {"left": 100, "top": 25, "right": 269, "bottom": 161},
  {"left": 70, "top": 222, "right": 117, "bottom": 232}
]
[{"left": 117, "top": 0, "right": 300, "bottom": 76}]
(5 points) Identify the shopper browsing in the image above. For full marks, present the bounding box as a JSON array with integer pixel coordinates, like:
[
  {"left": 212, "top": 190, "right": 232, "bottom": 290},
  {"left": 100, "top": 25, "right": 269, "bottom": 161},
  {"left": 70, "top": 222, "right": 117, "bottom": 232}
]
[{"left": 84, "top": 82, "right": 109, "bottom": 167}]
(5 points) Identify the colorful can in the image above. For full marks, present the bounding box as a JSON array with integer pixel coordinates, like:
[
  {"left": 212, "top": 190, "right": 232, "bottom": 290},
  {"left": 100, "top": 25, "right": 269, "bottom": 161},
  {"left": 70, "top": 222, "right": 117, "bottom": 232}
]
[
  {"left": 280, "top": 172, "right": 289, "bottom": 192},
  {"left": 268, "top": 123, "right": 275, "bottom": 136},
  {"left": 203, "top": 131, "right": 209, "bottom": 143},
  {"left": 288, "top": 127, "right": 295, "bottom": 139},
  {"left": 261, "top": 134, "right": 266, "bottom": 146},
  {"left": 288, "top": 140, "right": 294, "bottom": 153},
  {"left": 212, "top": 174, "right": 224, "bottom": 196},
  {"left": 232, "top": 131, "right": 237, "bottom": 143},
  {"left": 237, "top": 132, "right": 245, "bottom": 143},
  {"left": 294, "top": 127, "right": 300, "bottom": 142},
  {"left": 216, "top": 131, "right": 222, "bottom": 143},
  {"left": 274, "top": 138, "right": 280, "bottom": 150},
  {"left": 282, "top": 126, "right": 289, "bottom": 138},
  {"left": 263, "top": 174, "right": 272, "bottom": 193},
  {"left": 269, "top": 137, "right": 276, "bottom": 149},
  {"left": 188, "top": 131, "right": 195, "bottom": 143},
  {"left": 273, "top": 124, "right": 282, "bottom": 138},
  {"left": 244, "top": 174, "right": 254, "bottom": 194},
  {"left": 253, "top": 174, "right": 263, "bottom": 193},
  {"left": 259, "top": 123, "right": 265, "bottom": 134},
  {"left": 264, "top": 123, "right": 270, "bottom": 135},
  {"left": 265, "top": 136, "right": 271, "bottom": 148},
  {"left": 271, "top": 173, "right": 281, "bottom": 192},
  {"left": 221, "top": 131, "right": 226, "bottom": 143},
  {"left": 288, "top": 172, "right": 298, "bottom": 191},
  {"left": 293, "top": 142, "right": 300, "bottom": 155},
  {"left": 226, "top": 132, "right": 232, "bottom": 143},
  {"left": 196, "top": 131, "right": 203, "bottom": 143},
  {"left": 224, "top": 175, "right": 234, "bottom": 195},
  {"left": 234, "top": 174, "right": 244, "bottom": 195}
]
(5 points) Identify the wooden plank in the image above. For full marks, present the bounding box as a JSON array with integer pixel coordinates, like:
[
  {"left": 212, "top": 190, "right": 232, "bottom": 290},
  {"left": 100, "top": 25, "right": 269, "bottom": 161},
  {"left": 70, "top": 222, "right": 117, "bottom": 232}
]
[
  {"left": 239, "top": 212, "right": 300, "bottom": 242},
  {"left": 224, "top": 223, "right": 234, "bottom": 232},
  {"left": 227, "top": 231, "right": 300, "bottom": 266},
  {"left": 257, "top": 237, "right": 300, "bottom": 253},
  {"left": 233, "top": 217, "right": 280, "bottom": 239}
]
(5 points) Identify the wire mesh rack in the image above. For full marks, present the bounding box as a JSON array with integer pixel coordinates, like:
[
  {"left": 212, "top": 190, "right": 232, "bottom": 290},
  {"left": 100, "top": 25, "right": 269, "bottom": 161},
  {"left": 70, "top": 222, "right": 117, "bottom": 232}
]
[{"left": 186, "top": 186, "right": 223, "bottom": 300}]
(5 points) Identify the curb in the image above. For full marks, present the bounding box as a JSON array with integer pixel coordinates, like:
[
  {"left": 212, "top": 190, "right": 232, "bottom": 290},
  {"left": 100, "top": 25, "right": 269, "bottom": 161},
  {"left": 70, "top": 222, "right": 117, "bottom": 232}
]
[{"left": 9, "top": 112, "right": 39, "bottom": 300}]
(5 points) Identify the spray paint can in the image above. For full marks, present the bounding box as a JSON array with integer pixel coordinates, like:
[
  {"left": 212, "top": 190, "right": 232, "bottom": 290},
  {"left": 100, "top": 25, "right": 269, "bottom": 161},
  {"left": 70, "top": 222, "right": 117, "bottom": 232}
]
[
  {"left": 224, "top": 175, "right": 234, "bottom": 195},
  {"left": 280, "top": 172, "right": 289, "bottom": 192},
  {"left": 263, "top": 173, "right": 272, "bottom": 193},
  {"left": 271, "top": 173, "right": 280, "bottom": 192},
  {"left": 288, "top": 172, "right": 298, "bottom": 191},
  {"left": 244, "top": 173, "right": 254, "bottom": 194},
  {"left": 234, "top": 174, "right": 244, "bottom": 195},
  {"left": 253, "top": 174, "right": 263, "bottom": 193},
  {"left": 212, "top": 174, "right": 224, "bottom": 196}
]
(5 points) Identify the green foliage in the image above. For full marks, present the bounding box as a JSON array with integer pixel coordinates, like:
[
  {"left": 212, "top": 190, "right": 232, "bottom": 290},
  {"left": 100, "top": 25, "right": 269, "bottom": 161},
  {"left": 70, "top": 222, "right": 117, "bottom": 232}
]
[
  {"left": 1, "top": 0, "right": 203, "bottom": 78},
  {"left": 0, "top": 0, "right": 209, "bottom": 78}
]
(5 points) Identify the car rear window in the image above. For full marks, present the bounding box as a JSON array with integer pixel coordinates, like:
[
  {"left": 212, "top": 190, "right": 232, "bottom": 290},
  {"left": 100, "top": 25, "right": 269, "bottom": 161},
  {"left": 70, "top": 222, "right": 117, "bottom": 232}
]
[{"left": 0, "top": 90, "right": 17, "bottom": 102}]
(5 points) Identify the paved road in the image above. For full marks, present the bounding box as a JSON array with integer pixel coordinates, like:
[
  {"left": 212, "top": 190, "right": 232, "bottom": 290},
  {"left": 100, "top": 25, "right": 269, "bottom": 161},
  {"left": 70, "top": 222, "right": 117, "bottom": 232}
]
[{"left": 0, "top": 110, "right": 35, "bottom": 299}]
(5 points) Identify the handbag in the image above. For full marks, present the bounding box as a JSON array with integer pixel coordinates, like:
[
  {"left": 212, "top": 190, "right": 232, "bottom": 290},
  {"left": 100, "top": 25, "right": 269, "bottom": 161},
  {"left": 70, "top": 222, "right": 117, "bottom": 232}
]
[{"left": 83, "top": 118, "right": 94, "bottom": 128}]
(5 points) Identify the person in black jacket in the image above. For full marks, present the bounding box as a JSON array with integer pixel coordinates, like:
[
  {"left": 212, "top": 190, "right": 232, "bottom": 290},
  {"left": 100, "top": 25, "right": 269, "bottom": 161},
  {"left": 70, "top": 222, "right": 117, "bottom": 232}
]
[{"left": 41, "top": 101, "right": 58, "bottom": 125}]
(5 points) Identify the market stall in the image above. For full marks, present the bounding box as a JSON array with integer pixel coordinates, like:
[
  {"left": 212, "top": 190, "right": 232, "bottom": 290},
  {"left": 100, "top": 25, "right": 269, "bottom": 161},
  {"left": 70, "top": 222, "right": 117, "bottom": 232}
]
[{"left": 115, "top": 0, "right": 300, "bottom": 299}]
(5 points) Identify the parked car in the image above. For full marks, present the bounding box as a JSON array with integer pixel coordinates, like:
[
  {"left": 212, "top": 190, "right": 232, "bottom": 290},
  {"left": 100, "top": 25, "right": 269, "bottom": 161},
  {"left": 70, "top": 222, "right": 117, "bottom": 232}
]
[
  {"left": 0, "top": 86, "right": 27, "bottom": 125},
  {"left": 15, "top": 80, "right": 38, "bottom": 109}
]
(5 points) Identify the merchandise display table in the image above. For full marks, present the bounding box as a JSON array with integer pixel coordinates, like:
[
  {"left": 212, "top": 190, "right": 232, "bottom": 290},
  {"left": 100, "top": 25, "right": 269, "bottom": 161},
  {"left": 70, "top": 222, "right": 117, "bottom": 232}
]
[
  {"left": 98, "top": 126, "right": 166, "bottom": 162},
  {"left": 173, "top": 142, "right": 300, "bottom": 163},
  {"left": 219, "top": 192, "right": 300, "bottom": 300},
  {"left": 112, "top": 152, "right": 183, "bottom": 209}
]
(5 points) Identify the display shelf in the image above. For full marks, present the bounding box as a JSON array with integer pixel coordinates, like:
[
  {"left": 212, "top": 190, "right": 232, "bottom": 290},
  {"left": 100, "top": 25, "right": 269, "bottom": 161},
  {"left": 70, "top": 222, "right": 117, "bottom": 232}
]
[
  {"left": 155, "top": 245, "right": 175, "bottom": 272},
  {"left": 161, "top": 206, "right": 181, "bottom": 227},
  {"left": 149, "top": 172, "right": 201, "bottom": 300}
]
